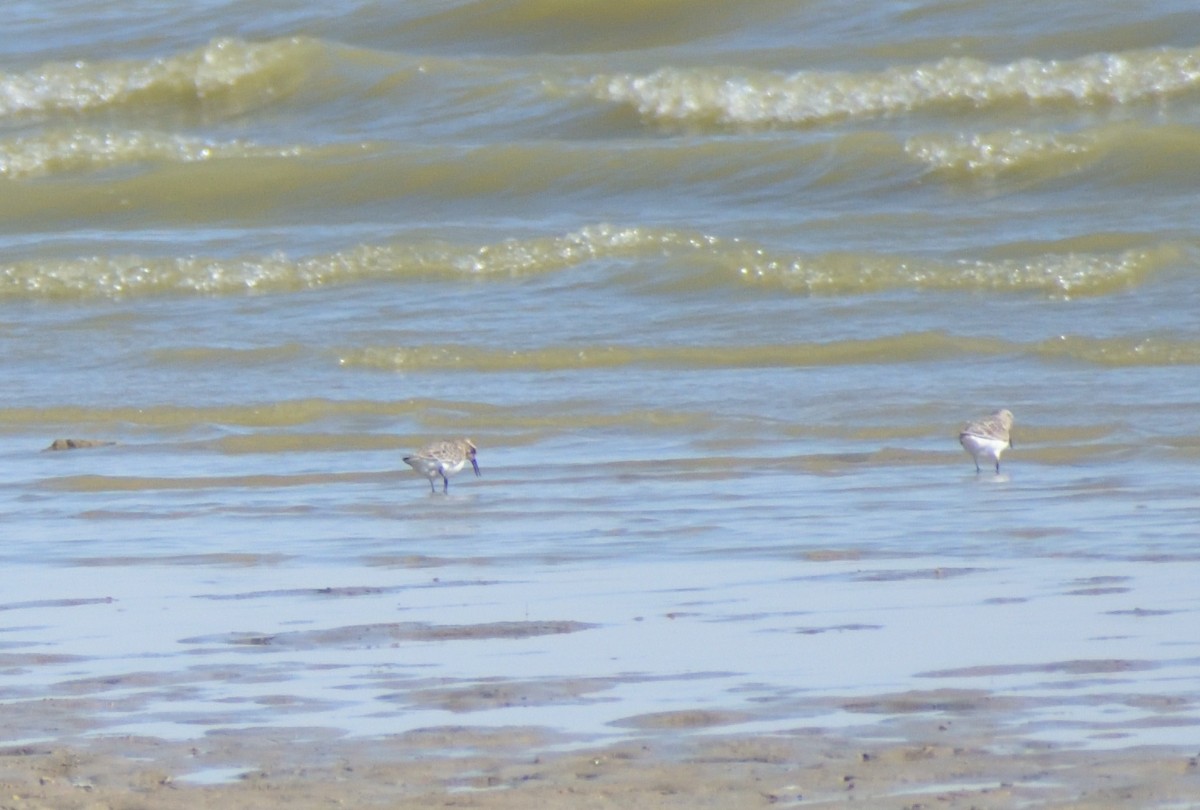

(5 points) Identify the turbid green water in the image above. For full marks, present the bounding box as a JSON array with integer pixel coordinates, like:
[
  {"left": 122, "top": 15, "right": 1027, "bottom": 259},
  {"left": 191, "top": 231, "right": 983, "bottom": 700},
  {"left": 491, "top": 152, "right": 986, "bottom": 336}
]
[{"left": 1, "top": 1, "right": 1199, "bottom": 749}]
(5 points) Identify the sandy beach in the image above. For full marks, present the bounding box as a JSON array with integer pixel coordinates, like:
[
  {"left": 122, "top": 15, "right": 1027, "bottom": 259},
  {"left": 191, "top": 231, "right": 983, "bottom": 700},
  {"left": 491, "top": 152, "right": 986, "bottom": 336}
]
[
  {"left": 3, "top": 726, "right": 1198, "bottom": 809},
  {"left": 4, "top": 550, "right": 1200, "bottom": 809},
  {"left": 4, "top": 687, "right": 1200, "bottom": 809}
]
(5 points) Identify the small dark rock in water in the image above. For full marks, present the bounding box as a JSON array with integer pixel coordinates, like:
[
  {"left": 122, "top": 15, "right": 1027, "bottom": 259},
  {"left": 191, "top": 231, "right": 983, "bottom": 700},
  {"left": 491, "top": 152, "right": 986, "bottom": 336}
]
[{"left": 45, "top": 438, "right": 116, "bottom": 451}]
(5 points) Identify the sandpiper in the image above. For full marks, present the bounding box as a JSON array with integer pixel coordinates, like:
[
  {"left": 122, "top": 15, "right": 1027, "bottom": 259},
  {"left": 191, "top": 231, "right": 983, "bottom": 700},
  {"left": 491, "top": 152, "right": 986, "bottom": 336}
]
[
  {"left": 959, "top": 409, "right": 1014, "bottom": 474},
  {"left": 403, "top": 438, "right": 480, "bottom": 493}
]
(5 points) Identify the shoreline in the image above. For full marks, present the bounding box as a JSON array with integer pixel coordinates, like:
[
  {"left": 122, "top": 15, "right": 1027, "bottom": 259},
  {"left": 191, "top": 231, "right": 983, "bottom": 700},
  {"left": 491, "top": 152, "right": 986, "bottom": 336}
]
[
  {"left": 4, "top": 707, "right": 1199, "bottom": 809},
  {"left": 4, "top": 729, "right": 1198, "bottom": 809}
]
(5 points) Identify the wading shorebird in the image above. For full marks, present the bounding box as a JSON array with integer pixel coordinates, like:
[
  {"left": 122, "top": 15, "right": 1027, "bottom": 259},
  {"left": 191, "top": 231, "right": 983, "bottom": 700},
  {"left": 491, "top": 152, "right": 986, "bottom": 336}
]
[
  {"left": 403, "top": 438, "right": 480, "bottom": 493},
  {"left": 959, "top": 409, "right": 1014, "bottom": 474}
]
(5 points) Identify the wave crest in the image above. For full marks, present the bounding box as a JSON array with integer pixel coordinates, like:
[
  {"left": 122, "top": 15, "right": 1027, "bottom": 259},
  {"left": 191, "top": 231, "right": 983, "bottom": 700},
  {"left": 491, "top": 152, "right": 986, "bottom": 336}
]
[
  {"left": 591, "top": 46, "right": 1200, "bottom": 127},
  {"left": 0, "top": 226, "right": 1178, "bottom": 301},
  {"left": 0, "top": 37, "right": 320, "bottom": 118},
  {"left": 905, "top": 129, "right": 1097, "bottom": 178},
  {"left": 0, "top": 128, "right": 307, "bottom": 179}
]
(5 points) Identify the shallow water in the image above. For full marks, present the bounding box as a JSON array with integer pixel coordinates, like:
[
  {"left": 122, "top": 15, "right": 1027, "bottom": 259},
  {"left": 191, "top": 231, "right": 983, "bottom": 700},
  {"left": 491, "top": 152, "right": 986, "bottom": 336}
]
[
  {"left": 3, "top": 545, "right": 1200, "bottom": 749},
  {"left": 1, "top": 1, "right": 1200, "bottom": 752}
]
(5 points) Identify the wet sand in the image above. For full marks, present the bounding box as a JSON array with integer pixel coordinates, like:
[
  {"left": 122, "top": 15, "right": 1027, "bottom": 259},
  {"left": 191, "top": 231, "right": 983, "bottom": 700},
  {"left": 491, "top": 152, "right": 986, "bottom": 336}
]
[
  {"left": 3, "top": 554, "right": 1200, "bottom": 807},
  {"left": 2, "top": 724, "right": 1198, "bottom": 809},
  {"left": 4, "top": 688, "right": 1200, "bottom": 809}
]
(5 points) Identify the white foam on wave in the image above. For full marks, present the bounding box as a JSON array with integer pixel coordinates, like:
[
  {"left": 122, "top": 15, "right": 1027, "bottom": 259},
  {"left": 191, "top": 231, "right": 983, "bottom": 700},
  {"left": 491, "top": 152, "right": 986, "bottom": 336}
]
[
  {"left": 591, "top": 46, "right": 1200, "bottom": 126},
  {"left": 0, "top": 128, "right": 306, "bottom": 179},
  {"left": 0, "top": 37, "right": 319, "bottom": 118},
  {"left": 904, "top": 129, "right": 1098, "bottom": 176}
]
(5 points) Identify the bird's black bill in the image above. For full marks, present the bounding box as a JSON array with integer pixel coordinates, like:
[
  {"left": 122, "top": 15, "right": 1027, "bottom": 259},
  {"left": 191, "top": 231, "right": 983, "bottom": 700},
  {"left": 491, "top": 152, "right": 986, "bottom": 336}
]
[{"left": 471, "top": 459, "right": 481, "bottom": 477}]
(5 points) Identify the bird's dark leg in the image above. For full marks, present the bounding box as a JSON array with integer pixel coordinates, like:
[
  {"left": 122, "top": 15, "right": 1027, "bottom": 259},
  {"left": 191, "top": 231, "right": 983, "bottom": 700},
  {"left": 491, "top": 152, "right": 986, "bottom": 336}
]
[
  {"left": 995, "top": 461, "right": 1001, "bottom": 474},
  {"left": 441, "top": 473, "right": 449, "bottom": 493},
  {"left": 428, "top": 477, "right": 436, "bottom": 493}
]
